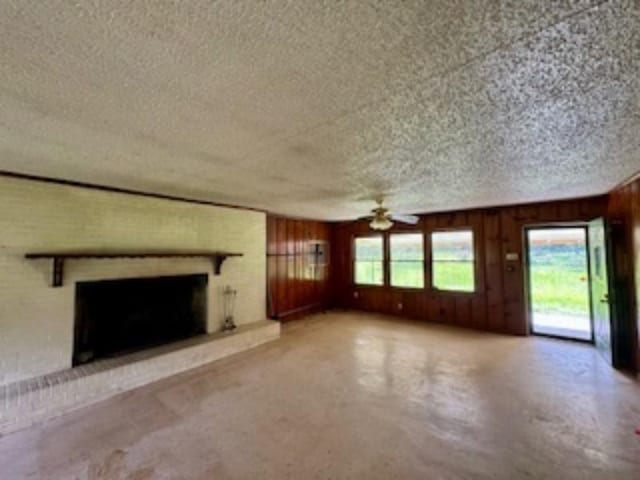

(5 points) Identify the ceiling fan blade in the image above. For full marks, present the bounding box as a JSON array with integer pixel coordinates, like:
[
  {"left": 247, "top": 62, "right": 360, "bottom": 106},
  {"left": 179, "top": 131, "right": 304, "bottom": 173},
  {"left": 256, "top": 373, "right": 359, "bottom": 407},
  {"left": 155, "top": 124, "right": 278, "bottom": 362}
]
[{"left": 390, "top": 214, "right": 420, "bottom": 225}]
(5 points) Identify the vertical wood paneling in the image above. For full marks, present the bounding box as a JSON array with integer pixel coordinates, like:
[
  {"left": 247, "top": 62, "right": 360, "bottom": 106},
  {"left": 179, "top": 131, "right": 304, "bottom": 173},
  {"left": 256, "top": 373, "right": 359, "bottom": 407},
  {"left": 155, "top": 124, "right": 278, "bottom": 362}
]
[
  {"left": 266, "top": 216, "right": 278, "bottom": 255},
  {"left": 632, "top": 181, "right": 640, "bottom": 370},
  {"left": 286, "top": 220, "right": 295, "bottom": 256},
  {"left": 472, "top": 297, "right": 487, "bottom": 330},
  {"left": 500, "top": 207, "right": 527, "bottom": 335},
  {"left": 441, "top": 297, "right": 456, "bottom": 324},
  {"left": 607, "top": 179, "right": 640, "bottom": 370},
  {"left": 275, "top": 255, "right": 287, "bottom": 313},
  {"left": 266, "top": 216, "right": 331, "bottom": 321},
  {"left": 556, "top": 200, "right": 581, "bottom": 221},
  {"left": 267, "top": 255, "right": 278, "bottom": 318},
  {"left": 331, "top": 196, "right": 608, "bottom": 335},
  {"left": 425, "top": 295, "right": 440, "bottom": 323},
  {"left": 455, "top": 297, "right": 471, "bottom": 327},
  {"left": 484, "top": 210, "right": 505, "bottom": 332},
  {"left": 276, "top": 218, "right": 286, "bottom": 255}
]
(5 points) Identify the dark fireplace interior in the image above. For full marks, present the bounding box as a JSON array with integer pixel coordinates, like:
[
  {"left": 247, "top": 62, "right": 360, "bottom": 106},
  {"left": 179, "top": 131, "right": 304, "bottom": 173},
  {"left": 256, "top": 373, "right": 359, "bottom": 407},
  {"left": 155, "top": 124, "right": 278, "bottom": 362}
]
[{"left": 73, "top": 274, "right": 208, "bottom": 366}]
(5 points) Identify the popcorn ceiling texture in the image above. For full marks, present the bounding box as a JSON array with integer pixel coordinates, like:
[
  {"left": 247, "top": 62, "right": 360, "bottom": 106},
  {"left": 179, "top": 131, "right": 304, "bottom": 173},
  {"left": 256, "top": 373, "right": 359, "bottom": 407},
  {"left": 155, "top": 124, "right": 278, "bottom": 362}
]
[{"left": 0, "top": 1, "right": 638, "bottom": 219}]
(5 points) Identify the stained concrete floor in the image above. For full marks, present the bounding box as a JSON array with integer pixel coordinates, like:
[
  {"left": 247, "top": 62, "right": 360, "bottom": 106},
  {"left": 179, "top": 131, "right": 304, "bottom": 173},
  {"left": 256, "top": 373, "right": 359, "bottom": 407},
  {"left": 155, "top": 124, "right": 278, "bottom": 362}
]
[{"left": 0, "top": 311, "right": 639, "bottom": 479}]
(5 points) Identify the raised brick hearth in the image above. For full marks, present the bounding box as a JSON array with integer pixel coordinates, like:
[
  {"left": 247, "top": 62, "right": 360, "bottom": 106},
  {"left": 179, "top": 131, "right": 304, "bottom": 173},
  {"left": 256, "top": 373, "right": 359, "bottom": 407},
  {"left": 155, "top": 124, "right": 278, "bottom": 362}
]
[{"left": 0, "top": 320, "right": 279, "bottom": 435}]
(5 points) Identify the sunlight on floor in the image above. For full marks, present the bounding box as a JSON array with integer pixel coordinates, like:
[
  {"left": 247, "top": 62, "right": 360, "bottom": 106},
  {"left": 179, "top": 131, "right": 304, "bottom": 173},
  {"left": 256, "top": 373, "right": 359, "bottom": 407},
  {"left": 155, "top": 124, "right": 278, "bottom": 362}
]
[{"left": 532, "top": 312, "right": 592, "bottom": 341}]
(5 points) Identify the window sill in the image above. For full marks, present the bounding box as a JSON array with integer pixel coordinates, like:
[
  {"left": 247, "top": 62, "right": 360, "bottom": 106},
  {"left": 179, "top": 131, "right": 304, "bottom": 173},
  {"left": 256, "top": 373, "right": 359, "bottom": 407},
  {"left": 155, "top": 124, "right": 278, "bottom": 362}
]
[
  {"left": 430, "top": 288, "right": 477, "bottom": 297},
  {"left": 352, "top": 284, "right": 478, "bottom": 296},
  {"left": 389, "top": 285, "right": 425, "bottom": 291}
]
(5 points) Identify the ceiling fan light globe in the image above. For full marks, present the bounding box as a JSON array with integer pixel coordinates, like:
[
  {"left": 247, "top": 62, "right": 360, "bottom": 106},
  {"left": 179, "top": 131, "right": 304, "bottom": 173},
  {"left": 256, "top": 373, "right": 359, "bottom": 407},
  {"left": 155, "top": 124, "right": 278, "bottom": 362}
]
[{"left": 370, "top": 216, "right": 393, "bottom": 231}]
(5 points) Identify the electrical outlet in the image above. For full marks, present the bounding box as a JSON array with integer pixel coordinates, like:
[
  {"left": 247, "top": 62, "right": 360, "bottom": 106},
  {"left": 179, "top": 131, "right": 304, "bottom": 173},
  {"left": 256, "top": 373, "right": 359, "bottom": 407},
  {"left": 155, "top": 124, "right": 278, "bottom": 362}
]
[
  {"left": 353, "top": 291, "right": 359, "bottom": 298},
  {"left": 397, "top": 302, "right": 403, "bottom": 310}
]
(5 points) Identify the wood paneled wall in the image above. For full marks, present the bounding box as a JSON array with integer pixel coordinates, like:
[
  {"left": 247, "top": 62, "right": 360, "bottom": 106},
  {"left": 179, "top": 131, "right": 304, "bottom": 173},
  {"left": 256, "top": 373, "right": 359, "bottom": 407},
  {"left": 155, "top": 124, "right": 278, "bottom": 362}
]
[
  {"left": 267, "top": 216, "right": 331, "bottom": 320},
  {"left": 330, "top": 196, "right": 607, "bottom": 335},
  {"left": 607, "top": 177, "right": 640, "bottom": 369}
]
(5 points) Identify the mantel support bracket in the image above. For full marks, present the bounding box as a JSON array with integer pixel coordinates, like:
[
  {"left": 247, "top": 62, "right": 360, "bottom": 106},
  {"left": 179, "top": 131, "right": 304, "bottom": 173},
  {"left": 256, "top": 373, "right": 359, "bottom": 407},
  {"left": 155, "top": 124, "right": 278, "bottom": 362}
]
[
  {"left": 52, "top": 257, "right": 64, "bottom": 288},
  {"left": 211, "top": 255, "right": 227, "bottom": 275}
]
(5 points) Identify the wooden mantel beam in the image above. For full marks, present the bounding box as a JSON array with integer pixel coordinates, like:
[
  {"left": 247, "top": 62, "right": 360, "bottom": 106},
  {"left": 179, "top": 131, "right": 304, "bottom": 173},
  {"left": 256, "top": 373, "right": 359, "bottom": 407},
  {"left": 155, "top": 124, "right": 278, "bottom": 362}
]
[{"left": 25, "top": 251, "right": 243, "bottom": 287}]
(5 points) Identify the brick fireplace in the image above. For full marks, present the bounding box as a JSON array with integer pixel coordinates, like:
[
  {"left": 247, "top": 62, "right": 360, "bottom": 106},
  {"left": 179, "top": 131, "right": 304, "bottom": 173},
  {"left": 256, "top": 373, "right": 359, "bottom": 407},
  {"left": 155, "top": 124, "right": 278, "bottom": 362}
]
[
  {"left": 73, "top": 274, "right": 208, "bottom": 366},
  {"left": 0, "top": 175, "right": 278, "bottom": 435}
]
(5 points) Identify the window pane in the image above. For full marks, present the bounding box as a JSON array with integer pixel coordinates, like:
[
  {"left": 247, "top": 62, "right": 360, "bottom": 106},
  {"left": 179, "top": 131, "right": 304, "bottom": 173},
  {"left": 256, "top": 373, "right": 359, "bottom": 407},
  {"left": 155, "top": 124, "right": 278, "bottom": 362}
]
[
  {"left": 355, "top": 260, "right": 384, "bottom": 285},
  {"left": 355, "top": 236, "right": 383, "bottom": 260},
  {"left": 433, "top": 261, "right": 475, "bottom": 291},
  {"left": 355, "top": 236, "right": 383, "bottom": 285},
  {"left": 391, "top": 261, "right": 424, "bottom": 288},
  {"left": 390, "top": 234, "right": 424, "bottom": 288},
  {"left": 432, "top": 230, "right": 475, "bottom": 291},
  {"left": 390, "top": 234, "right": 423, "bottom": 260},
  {"left": 432, "top": 231, "right": 474, "bottom": 261}
]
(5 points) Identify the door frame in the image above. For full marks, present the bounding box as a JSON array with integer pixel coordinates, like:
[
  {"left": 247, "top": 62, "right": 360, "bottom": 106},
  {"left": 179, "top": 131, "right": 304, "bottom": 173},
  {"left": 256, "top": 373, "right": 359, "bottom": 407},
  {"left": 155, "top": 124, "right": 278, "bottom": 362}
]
[{"left": 524, "top": 223, "right": 595, "bottom": 343}]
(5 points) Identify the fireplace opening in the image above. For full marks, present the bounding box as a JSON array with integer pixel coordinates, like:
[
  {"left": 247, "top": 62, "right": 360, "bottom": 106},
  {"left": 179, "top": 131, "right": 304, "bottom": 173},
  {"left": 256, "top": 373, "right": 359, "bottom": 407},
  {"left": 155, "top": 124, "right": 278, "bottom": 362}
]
[{"left": 73, "top": 274, "right": 208, "bottom": 366}]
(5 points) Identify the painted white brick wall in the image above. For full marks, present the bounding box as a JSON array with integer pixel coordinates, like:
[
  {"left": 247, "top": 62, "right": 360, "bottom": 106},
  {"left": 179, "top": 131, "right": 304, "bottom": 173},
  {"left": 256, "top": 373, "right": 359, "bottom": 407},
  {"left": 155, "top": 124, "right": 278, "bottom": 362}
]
[{"left": 0, "top": 176, "right": 267, "bottom": 385}]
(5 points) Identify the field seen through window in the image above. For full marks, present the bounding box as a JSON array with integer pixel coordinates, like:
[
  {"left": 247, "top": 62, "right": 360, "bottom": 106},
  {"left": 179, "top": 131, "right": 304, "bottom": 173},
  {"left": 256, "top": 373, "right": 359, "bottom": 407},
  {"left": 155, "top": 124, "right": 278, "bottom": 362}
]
[
  {"left": 528, "top": 229, "right": 590, "bottom": 317},
  {"left": 355, "top": 229, "right": 591, "bottom": 319},
  {"left": 354, "top": 232, "right": 475, "bottom": 291}
]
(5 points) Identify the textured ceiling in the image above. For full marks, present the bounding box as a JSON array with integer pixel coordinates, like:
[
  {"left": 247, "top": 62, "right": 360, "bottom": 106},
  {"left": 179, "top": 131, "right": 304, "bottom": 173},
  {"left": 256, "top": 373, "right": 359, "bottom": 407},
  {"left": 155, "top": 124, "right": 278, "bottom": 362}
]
[{"left": 0, "top": 1, "right": 638, "bottom": 220}]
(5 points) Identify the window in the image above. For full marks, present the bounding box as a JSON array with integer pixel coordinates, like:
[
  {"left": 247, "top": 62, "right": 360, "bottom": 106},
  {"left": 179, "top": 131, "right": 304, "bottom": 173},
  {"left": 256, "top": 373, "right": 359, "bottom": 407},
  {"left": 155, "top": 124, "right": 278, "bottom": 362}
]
[
  {"left": 431, "top": 230, "right": 475, "bottom": 292},
  {"left": 390, "top": 233, "right": 424, "bottom": 288},
  {"left": 354, "top": 236, "right": 384, "bottom": 285}
]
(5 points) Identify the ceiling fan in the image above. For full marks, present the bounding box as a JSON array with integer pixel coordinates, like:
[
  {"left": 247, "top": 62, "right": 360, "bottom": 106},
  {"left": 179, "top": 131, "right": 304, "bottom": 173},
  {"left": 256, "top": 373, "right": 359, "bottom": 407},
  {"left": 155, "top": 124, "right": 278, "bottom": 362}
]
[{"left": 359, "top": 198, "right": 419, "bottom": 231}]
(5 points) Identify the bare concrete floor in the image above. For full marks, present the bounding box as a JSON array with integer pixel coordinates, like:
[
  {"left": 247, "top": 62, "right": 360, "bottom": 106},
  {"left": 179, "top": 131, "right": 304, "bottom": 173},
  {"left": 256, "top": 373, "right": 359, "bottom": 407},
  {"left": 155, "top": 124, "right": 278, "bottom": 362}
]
[{"left": 1, "top": 311, "right": 639, "bottom": 479}]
